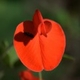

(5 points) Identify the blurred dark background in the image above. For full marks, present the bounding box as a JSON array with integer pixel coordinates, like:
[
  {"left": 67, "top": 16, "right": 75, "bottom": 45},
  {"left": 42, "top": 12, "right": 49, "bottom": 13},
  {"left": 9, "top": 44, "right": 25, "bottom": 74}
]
[{"left": 0, "top": 0, "right": 80, "bottom": 80}]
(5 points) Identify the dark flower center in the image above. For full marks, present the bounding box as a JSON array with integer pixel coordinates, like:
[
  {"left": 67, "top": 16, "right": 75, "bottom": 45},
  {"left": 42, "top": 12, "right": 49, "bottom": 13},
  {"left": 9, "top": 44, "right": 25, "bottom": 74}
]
[{"left": 24, "top": 32, "right": 34, "bottom": 38}]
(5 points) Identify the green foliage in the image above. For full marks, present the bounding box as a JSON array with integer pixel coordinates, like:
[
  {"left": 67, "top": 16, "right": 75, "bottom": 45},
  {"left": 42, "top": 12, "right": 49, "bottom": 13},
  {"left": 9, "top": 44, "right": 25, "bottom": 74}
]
[{"left": 6, "top": 46, "right": 18, "bottom": 66}]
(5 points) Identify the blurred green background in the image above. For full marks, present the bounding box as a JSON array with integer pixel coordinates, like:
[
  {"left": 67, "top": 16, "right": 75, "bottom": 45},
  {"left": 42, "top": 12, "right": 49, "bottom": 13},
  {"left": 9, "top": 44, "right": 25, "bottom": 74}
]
[{"left": 0, "top": 0, "right": 80, "bottom": 80}]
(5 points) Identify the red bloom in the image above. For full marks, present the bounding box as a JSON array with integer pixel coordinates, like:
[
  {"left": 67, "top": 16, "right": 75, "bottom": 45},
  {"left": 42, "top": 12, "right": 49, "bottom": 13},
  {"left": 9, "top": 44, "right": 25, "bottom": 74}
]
[
  {"left": 19, "top": 70, "right": 39, "bottom": 80},
  {"left": 13, "top": 10, "right": 66, "bottom": 72}
]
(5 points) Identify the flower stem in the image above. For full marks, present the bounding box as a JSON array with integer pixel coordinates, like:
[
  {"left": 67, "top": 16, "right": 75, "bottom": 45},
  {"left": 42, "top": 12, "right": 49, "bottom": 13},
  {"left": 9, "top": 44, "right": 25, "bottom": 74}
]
[{"left": 39, "top": 72, "right": 42, "bottom": 80}]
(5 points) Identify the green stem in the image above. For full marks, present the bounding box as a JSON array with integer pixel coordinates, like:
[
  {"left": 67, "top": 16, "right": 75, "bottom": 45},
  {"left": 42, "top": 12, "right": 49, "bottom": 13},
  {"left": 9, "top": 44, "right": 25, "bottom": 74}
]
[
  {"left": 39, "top": 72, "right": 42, "bottom": 80},
  {"left": 63, "top": 54, "right": 75, "bottom": 61}
]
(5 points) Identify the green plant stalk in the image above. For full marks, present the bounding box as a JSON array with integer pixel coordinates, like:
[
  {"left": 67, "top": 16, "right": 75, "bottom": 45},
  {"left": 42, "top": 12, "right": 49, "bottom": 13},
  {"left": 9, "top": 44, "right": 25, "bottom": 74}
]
[
  {"left": 39, "top": 72, "right": 42, "bottom": 80},
  {"left": 63, "top": 54, "right": 75, "bottom": 61}
]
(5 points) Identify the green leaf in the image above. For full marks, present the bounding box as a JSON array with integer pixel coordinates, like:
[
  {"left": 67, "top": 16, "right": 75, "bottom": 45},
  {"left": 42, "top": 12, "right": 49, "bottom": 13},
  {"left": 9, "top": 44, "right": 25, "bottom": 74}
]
[{"left": 6, "top": 46, "right": 18, "bottom": 67}]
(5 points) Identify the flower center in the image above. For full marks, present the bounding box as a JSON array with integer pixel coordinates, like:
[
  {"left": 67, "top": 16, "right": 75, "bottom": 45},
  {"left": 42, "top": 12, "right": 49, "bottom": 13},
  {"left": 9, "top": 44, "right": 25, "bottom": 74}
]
[{"left": 24, "top": 32, "right": 34, "bottom": 38}]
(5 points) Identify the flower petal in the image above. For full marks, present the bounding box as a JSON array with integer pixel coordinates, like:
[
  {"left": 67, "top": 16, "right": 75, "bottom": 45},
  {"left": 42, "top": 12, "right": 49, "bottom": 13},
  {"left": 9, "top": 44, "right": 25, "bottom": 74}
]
[
  {"left": 13, "top": 21, "right": 43, "bottom": 72},
  {"left": 33, "top": 10, "right": 44, "bottom": 31},
  {"left": 39, "top": 19, "right": 66, "bottom": 71},
  {"left": 19, "top": 70, "right": 40, "bottom": 80},
  {"left": 19, "top": 70, "right": 33, "bottom": 80}
]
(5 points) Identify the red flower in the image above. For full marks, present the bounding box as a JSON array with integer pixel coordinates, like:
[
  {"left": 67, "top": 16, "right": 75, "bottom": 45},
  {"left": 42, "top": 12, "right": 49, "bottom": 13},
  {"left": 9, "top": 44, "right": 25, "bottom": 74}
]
[
  {"left": 13, "top": 10, "right": 66, "bottom": 72},
  {"left": 19, "top": 70, "right": 39, "bottom": 80}
]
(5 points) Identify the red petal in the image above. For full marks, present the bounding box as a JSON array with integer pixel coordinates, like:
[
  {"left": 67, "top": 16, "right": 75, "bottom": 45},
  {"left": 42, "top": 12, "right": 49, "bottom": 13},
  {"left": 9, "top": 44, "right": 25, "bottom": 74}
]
[
  {"left": 33, "top": 77, "right": 40, "bottom": 80},
  {"left": 33, "top": 10, "right": 51, "bottom": 37},
  {"left": 13, "top": 21, "right": 43, "bottom": 72},
  {"left": 19, "top": 70, "right": 33, "bottom": 79},
  {"left": 33, "top": 10, "right": 44, "bottom": 31},
  {"left": 19, "top": 70, "right": 40, "bottom": 80},
  {"left": 38, "top": 19, "right": 66, "bottom": 71}
]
